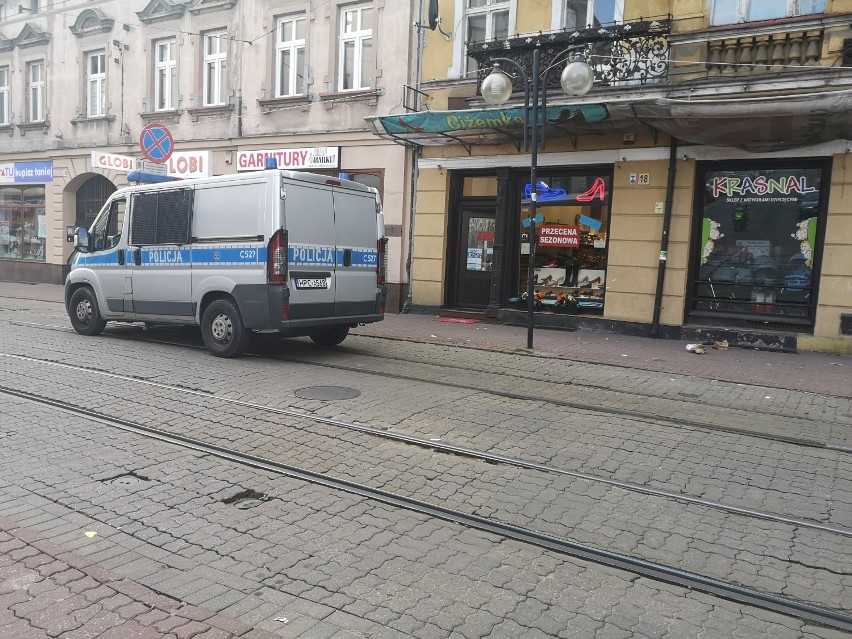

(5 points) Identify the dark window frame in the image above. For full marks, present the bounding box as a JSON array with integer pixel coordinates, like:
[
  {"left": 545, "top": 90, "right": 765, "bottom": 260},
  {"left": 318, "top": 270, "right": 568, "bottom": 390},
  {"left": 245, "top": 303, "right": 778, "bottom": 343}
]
[{"left": 685, "top": 157, "right": 831, "bottom": 332}]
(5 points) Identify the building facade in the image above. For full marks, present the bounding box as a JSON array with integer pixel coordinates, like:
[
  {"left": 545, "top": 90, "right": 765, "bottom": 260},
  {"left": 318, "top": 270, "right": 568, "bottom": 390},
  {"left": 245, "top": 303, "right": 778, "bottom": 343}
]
[
  {"left": 369, "top": 0, "right": 852, "bottom": 354},
  {"left": 0, "top": 0, "right": 416, "bottom": 311}
]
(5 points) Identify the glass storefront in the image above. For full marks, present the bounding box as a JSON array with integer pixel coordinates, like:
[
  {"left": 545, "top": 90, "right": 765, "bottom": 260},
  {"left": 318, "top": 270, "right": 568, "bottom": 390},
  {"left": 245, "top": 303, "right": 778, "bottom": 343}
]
[
  {"left": 519, "top": 172, "right": 610, "bottom": 314},
  {"left": 690, "top": 163, "right": 825, "bottom": 329},
  {"left": 0, "top": 186, "right": 46, "bottom": 261}
]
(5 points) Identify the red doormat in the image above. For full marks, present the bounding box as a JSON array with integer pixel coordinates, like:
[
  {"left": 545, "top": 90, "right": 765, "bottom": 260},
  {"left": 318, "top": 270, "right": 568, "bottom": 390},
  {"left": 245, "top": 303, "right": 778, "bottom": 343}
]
[{"left": 435, "top": 317, "right": 481, "bottom": 324}]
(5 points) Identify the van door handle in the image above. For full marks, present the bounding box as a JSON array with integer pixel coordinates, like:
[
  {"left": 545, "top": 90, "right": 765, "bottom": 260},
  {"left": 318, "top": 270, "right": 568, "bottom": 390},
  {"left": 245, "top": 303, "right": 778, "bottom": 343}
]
[
  {"left": 343, "top": 249, "right": 352, "bottom": 267},
  {"left": 117, "top": 249, "right": 125, "bottom": 265},
  {"left": 134, "top": 248, "right": 141, "bottom": 266}
]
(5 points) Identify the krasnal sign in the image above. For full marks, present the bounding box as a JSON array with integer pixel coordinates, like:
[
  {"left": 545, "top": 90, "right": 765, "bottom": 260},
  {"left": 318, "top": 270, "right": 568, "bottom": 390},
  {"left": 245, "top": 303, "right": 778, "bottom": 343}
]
[
  {"left": 237, "top": 147, "right": 340, "bottom": 171},
  {"left": 0, "top": 161, "right": 55, "bottom": 184}
]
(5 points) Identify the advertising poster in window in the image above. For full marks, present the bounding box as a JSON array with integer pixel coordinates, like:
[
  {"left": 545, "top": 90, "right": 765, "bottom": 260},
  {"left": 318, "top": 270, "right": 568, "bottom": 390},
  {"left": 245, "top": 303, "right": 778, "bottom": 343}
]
[{"left": 694, "top": 167, "right": 822, "bottom": 323}]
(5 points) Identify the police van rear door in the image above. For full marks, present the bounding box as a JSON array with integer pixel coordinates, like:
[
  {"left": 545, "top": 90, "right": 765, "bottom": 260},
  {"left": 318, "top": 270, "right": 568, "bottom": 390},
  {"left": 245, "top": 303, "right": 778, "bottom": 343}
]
[
  {"left": 282, "top": 179, "right": 336, "bottom": 319},
  {"left": 332, "top": 184, "right": 379, "bottom": 317}
]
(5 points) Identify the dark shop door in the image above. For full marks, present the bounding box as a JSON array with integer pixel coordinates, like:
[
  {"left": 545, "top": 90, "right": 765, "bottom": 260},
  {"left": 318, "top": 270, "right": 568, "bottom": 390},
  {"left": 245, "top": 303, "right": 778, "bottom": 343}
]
[{"left": 456, "top": 210, "right": 495, "bottom": 308}]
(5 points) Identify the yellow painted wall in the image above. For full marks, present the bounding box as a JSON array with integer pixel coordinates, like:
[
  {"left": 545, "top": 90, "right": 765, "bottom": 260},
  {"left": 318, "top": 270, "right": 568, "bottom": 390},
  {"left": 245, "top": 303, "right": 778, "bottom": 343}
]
[
  {"left": 802, "top": 153, "right": 852, "bottom": 351},
  {"left": 604, "top": 157, "right": 695, "bottom": 326},
  {"left": 412, "top": 168, "right": 451, "bottom": 306}
]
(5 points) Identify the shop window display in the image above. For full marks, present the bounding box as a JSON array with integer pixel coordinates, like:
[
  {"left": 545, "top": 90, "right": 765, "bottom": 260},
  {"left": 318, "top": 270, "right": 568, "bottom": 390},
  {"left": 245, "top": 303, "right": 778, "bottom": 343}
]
[
  {"left": 516, "top": 174, "right": 610, "bottom": 314},
  {"left": 692, "top": 166, "right": 822, "bottom": 327},
  {"left": 0, "top": 186, "right": 46, "bottom": 261}
]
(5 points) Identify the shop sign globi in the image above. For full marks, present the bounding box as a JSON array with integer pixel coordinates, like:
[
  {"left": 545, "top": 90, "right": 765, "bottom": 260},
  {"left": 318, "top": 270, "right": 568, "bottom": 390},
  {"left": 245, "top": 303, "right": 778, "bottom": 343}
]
[
  {"left": 92, "top": 151, "right": 137, "bottom": 173},
  {"left": 166, "top": 151, "right": 210, "bottom": 179}
]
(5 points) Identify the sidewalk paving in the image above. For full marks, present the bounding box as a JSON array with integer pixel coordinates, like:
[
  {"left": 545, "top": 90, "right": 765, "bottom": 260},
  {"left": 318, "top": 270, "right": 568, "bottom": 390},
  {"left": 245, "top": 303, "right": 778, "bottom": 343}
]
[{"left": 1, "top": 281, "right": 848, "bottom": 397}]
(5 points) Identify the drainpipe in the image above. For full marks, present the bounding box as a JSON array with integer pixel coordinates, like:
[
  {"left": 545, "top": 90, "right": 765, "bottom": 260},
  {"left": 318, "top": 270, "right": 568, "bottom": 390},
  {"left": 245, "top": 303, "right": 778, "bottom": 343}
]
[
  {"left": 402, "top": 0, "right": 425, "bottom": 313},
  {"left": 651, "top": 137, "right": 678, "bottom": 338}
]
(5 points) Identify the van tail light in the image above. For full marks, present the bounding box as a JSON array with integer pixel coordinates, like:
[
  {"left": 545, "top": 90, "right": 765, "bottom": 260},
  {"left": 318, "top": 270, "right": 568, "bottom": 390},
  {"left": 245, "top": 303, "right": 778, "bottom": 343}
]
[
  {"left": 267, "top": 229, "right": 288, "bottom": 285},
  {"left": 377, "top": 238, "right": 388, "bottom": 287}
]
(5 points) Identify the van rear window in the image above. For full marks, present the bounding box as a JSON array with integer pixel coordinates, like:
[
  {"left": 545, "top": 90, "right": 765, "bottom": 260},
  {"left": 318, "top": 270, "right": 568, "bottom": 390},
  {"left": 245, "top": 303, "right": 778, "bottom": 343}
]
[{"left": 130, "top": 189, "right": 192, "bottom": 246}]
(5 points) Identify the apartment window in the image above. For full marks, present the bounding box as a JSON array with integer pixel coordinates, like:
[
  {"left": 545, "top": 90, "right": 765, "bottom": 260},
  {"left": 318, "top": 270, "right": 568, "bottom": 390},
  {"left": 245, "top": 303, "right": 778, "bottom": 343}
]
[
  {"left": 339, "top": 4, "right": 372, "bottom": 91},
  {"left": 0, "top": 67, "right": 8, "bottom": 126},
  {"left": 711, "top": 0, "right": 825, "bottom": 25},
  {"left": 155, "top": 39, "right": 177, "bottom": 110},
  {"left": 203, "top": 30, "right": 227, "bottom": 106},
  {"left": 276, "top": 14, "right": 306, "bottom": 97},
  {"left": 563, "top": 0, "right": 624, "bottom": 28},
  {"left": 27, "top": 61, "right": 44, "bottom": 122},
  {"left": 86, "top": 51, "right": 106, "bottom": 117},
  {"left": 466, "top": 0, "right": 509, "bottom": 70}
]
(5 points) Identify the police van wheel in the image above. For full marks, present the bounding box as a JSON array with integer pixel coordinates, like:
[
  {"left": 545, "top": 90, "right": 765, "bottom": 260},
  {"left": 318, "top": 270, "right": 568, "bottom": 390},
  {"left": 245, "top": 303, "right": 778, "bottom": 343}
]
[
  {"left": 309, "top": 325, "right": 349, "bottom": 347},
  {"left": 201, "top": 299, "right": 252, "bottom": 358},
  {"left": 69, "top": 287, "right": 107, "bottom": 336}
]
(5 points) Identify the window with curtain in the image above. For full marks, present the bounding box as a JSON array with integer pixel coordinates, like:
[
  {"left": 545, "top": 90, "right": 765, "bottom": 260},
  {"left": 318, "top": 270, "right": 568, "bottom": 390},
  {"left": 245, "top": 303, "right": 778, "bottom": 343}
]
[
  {"left": 563, "top": 0, "right": 624, "bottom": 28},
  {"left": 465, "top": 0, "right": 510, "bottom": 71},
  {"left": 339, "top": 4, "right": 373, "bottom": 90},
  {"left": 0, "top": 67, "right": 8, "bottom": 125},
  {"left": 87, "top": 51, "right": 106, "bottom": 117},
  {"left": 155, "top": 39, "right": 177, "bottom": 111},
  {"left": 711, "top": 0, "right": 825, "bottom": 25},
  {"left": 203, "top": 31, "right": 227, "bottom": 106},
  {"left": 276, "top": 14, "right": 306, "bottom": 97},
  {"left": 27, "top": 61, "right": 44, "bottom": 122}
]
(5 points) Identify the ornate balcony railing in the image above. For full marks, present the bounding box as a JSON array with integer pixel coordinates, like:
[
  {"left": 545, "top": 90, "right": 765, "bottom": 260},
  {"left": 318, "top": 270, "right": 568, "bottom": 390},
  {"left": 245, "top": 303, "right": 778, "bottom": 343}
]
[{"left": 467, "top": 16, "right": 671, "bottom": 92}]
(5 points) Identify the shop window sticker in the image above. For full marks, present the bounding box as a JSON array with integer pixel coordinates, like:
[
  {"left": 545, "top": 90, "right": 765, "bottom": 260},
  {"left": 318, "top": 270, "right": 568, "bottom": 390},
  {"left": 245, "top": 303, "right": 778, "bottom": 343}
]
[
  {"left": 791, "top": 217, "right": 817, "bottom": 267},
  {"left": 700, "top": 218, "right": 724, "bottom": 264}
]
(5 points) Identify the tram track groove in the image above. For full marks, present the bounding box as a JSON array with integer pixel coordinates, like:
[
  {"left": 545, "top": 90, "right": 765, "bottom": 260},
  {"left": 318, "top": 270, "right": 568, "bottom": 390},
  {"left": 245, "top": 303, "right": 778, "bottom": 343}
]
[
  {"left": 1, "top": 384, "right": 850, "bottom": 633},
  {"left": 1, "top": 352, "right": 850, "bottom": 540}
]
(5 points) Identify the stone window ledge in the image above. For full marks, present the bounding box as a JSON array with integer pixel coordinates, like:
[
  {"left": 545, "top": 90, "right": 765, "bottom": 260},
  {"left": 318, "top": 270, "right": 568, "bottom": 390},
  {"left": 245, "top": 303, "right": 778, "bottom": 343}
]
[
  {"left": 17, "top": 121, "right": 50, "bottom": 134},
  {"left": 318, "top": 88, "right": 382, "bottom": 107},
  {"left": 186, "top": 104, "right": 234, "bottom": 122},
  {"left": 70, "top": 115, "right": 116, "bottom": 126},
  {"left": 140, "top": 109, "right": 183, "bottom": 122},
  {"left": 257, "top": 95, "right": 312, "bottom": 113}
]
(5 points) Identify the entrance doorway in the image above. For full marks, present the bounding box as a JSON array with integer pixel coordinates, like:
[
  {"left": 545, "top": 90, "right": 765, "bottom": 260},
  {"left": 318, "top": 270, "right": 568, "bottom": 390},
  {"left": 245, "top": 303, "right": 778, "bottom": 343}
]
[
  {"left": 76, "top": 175, "right": 116, "bottom": 230},
  {"left": 456, "top": 209, "right": 495, "bottom": 308}
]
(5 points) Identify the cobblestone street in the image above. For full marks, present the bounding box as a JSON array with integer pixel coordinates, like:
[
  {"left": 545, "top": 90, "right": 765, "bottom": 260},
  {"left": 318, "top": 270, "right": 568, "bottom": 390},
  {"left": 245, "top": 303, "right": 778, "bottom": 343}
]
[{"left": 0, "top": 283, "right": 849, "bottom": 638}]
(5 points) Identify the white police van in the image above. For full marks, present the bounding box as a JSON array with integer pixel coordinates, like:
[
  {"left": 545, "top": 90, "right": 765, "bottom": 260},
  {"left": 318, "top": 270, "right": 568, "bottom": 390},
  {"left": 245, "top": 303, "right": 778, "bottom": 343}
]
[{"left": 65, "top": 166, "right": 387, "bottom": 357}]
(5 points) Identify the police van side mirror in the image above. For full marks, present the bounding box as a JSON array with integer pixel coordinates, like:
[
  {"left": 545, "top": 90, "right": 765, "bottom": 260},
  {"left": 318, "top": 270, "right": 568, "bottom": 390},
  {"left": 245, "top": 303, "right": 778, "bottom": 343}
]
[{"left": 74, "top": 227, "right": 90, "bottom": 253}]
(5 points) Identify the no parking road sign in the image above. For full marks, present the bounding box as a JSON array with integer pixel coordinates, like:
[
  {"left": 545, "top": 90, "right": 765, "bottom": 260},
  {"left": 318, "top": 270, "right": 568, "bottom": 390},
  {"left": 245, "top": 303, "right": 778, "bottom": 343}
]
[{"left": 140, "top": 123, "right": 174, "bottom": 164}]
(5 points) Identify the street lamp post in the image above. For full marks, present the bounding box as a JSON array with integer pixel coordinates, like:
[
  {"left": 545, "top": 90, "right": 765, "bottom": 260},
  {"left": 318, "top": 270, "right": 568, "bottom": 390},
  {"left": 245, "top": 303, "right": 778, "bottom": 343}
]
[{"left": 480, "top": 45, "right": 594, "bottom": 349}]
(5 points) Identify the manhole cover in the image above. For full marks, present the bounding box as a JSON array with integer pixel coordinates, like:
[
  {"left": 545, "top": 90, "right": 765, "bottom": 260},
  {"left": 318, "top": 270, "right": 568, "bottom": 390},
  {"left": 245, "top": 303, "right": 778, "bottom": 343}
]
[{"left": 294, "top": 386, "right": 360, "bottom": 400}]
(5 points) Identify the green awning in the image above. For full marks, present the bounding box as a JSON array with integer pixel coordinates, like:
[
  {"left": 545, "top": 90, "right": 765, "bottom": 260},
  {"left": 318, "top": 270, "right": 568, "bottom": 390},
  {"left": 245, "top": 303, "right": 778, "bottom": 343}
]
[{"left": 366, "top": 104, "right": 610, "bottom": 147}]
